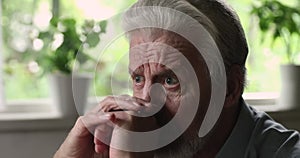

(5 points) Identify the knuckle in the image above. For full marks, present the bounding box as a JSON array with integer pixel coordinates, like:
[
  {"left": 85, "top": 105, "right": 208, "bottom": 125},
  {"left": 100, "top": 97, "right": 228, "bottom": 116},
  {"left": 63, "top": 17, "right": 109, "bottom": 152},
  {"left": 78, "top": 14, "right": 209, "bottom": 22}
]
[{"left": 102, "top": 95, "right": 113, "bottom": 102}]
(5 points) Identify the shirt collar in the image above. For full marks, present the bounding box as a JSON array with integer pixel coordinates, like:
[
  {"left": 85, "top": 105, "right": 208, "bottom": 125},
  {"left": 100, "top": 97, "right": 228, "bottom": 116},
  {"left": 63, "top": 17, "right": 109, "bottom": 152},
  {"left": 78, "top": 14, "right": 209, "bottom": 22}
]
[{"left": 216, "top": 99, "right": 256, "bottom": 157}]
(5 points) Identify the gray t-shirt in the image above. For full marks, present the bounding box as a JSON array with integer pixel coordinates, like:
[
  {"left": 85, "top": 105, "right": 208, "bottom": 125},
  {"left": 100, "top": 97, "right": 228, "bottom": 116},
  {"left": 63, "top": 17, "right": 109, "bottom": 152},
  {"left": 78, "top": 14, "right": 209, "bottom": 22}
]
[{"left": 216, "top": 100, "right": 300, "bottom": 158}]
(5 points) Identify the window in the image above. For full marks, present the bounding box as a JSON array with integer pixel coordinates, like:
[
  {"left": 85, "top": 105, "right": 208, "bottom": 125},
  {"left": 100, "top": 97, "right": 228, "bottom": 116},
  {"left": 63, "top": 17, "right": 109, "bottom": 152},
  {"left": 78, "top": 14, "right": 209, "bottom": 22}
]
[
  {"left": 1, "top": 0, "right": 136, "bottom": 103},
  {"left": 2, "top": 0, "right": 53, "bottom": 100},
  {"left": 227, "top": 0, "right": 300, "bottom": 94},
  {"left": 225, "top": 0, "right": 300, "bottom": 107},
  {"left": 1, "top": 0, "right": 298, "bottom": 109}
]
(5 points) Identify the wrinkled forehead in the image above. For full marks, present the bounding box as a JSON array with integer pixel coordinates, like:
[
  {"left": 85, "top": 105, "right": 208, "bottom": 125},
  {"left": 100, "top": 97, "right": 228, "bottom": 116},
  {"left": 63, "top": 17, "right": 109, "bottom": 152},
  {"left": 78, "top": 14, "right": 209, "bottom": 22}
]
[
  {"left": 129, "top": 42, "right": 184, "bottom": 70},
  {"left": 128, "top": 32, "right": 201, "bottom": 71}
]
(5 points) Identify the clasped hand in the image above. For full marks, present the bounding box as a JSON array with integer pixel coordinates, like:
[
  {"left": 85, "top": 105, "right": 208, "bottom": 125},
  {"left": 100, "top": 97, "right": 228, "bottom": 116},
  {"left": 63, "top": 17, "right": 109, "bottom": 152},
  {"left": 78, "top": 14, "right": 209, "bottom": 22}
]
[{"left": 54, "top": 95, "right": 158, "bottom": 158}]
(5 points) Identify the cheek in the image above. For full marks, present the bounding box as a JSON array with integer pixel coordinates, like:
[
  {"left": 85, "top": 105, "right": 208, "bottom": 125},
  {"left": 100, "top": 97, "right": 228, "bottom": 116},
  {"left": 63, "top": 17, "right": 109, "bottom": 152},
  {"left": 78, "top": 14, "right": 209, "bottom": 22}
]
[
  {"left": 133, "top": 87, "right": 142, "bottom": 98},
  {"left": 164, "top": 90, "right": 182, "bottom": 115}
]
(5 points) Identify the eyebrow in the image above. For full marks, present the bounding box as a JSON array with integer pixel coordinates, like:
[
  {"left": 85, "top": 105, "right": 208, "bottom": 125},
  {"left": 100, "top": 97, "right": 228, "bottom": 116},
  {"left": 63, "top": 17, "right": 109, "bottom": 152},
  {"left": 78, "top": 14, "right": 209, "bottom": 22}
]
[
  {"left": 155, "top": 69, "right": 176, "bottom": 77},
  {"left": 128, "top": 67, "right": 143, "bottom": 75},
  {"left": 128, "top": 67, "right": 178, "bottom": 77}
]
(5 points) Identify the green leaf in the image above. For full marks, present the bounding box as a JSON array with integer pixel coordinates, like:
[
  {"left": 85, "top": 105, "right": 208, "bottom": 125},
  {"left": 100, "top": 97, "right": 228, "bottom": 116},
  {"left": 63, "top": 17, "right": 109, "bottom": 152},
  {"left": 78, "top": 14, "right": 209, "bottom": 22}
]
[
  {"left": 250, "top": 0, "right": 300, "bottom": 64},
  {"left": 99, "top": 20, "right": 107, "bottom": 33},
  {"left": 38, "top": 31, "right": 52, "bottom": 39},
  {"left": 85, "top": 32, "right": 100, "bottom": 47},
  {"left": 61, "top": 18, "right": 76, "bottom": 28},
  {"left": 76, "top": 52, "right": 90, "bottom": 64},
  {"left": 32, "top": 15, "right": 107, "bottom": 75},
  {"left": 50, "top": 17, "right": 59, "bottom": 27}
]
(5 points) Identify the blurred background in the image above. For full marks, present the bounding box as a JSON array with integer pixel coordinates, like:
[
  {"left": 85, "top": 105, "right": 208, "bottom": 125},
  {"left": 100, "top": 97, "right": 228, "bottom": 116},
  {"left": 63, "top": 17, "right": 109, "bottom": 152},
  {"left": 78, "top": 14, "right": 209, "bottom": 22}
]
[
  {"left": 1, "top": 0, "right": 299, "bottom": 101},
  {"left": 0, "top": 0, "right": 300, "bottom": 158}
]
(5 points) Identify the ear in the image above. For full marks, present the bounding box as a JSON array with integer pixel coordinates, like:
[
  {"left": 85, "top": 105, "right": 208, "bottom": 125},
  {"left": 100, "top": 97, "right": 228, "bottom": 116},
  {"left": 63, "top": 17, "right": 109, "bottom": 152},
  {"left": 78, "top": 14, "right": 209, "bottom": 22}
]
[{"left": 224, "top": 65, "right": 244, "bottom": 108}]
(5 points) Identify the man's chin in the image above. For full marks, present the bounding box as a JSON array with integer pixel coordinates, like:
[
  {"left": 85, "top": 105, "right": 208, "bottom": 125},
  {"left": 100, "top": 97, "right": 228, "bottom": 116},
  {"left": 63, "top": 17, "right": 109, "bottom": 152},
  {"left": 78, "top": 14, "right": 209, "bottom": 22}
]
[{"left": 154, "top": 134, "right": 205, "bottom": 158}]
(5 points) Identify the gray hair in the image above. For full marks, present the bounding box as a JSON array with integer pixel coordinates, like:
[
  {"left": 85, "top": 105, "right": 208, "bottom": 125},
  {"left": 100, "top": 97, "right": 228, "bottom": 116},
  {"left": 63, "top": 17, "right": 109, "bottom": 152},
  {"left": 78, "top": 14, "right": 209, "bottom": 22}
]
[
  {"left": 122, "top": 0, "right": 218, "bottom": 41},
  {"left": 122, "top": 0, "right": 248, "bottom": 84}
]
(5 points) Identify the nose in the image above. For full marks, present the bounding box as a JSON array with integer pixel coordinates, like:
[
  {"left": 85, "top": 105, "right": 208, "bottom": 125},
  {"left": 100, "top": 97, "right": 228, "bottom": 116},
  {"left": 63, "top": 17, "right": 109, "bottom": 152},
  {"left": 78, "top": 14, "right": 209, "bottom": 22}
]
[
  {"left": 141, "top": 83, "right": 166, "bottom": 105},
  {"left": 149, "top": 83, "right": 166, "bottom": 106},
  {"left": 138, "top": 83, "right": 166, "bottom": 117},
  {"left": 141, "top": 81, "right": 151, "bottom": 102}
]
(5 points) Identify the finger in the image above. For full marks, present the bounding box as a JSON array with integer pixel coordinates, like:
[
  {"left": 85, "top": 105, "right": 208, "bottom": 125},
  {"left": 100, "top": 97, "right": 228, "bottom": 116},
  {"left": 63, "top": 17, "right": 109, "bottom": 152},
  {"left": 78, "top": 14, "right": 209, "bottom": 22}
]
[
  {"left": 133, "top": 97, "right": 165, "bottom": 109},
  {"left": 111, "top": 111, "right": 158, "bottom": 132},
  {"left": 94, "top": 123, "right": 114, "bottom": 141},
  {"left": 89, "top": 96, "right": 116, "bottom": 113},
  {"left": 113, "top": 111, "right": 132, "bottom": 122},
  {"left": 90, "top": 96, "right": 141, "bottom": 114},
  {"left": 94, "top": 141, "right": 108, "bottom": 154},
  {"left": 81, "top": 113, "right": 114, "bottom": 133},
  {"left": 93, "top": 115, "right": 115, "bottom": 154},
  {"left": 103, "top": 98, "right": 156, "bottom": 118},
  {"left": 88, "top": 99, "right": 106, "bottom": 114},
  {"left": 93, "top": 151, "right": 108, "bottom": 158},
  {"left": 94, "top": 128, "right": 111, "bottom": 153},
  {"left": 69, "top": 116, "right": 92, "bottom": 138},
  {"left": 109, "top": 111, "right": 138, "bottom": 128},
  {"left": 92, "top": 114, "right": 115, "bottom": 154},
  {"left": 101, "top": 96, "right": 144, "bottom": 112},
  {"left": 104, "top": 97, "right": 142, "bottom": 112},
  {"left": 132, "top": 97, "right": 150, "bottom": 106},
  {"left": 133, "top": 97, "right": 165, "bottom": 116}
]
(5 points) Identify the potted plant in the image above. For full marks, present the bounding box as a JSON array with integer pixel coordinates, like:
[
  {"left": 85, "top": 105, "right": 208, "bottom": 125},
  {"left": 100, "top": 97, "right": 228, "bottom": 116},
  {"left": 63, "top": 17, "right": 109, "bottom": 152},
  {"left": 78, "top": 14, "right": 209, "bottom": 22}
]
[
  {"left": 251, "top": 0, "right": 300, "bottom": 109},
  {"left": 34, "top": 17, "right": 107, "bottom": 117}
]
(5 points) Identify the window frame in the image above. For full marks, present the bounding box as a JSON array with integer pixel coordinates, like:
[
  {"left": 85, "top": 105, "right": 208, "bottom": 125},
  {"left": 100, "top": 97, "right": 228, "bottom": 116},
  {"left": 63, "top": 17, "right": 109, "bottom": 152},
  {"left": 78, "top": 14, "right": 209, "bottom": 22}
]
[{"left": 0, "top": 0, "right": 5, "bottom": 109}]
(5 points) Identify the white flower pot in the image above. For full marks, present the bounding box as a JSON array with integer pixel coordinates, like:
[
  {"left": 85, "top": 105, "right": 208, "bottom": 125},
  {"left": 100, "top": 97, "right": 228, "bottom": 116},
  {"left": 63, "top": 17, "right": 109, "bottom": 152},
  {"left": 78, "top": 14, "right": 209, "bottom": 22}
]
[
  {"left": 49, "top": 73, "right": 91, "bottom": 117},
  {"left": 278, "top": 65, "right": 300, "bottom": 110}
]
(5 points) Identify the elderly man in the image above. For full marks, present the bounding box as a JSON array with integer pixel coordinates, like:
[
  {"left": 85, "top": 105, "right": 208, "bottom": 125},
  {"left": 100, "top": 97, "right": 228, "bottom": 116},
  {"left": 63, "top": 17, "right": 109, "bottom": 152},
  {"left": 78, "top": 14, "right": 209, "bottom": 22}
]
[{"left": 54, "top": 0, "right": 300, "bottom": 157}]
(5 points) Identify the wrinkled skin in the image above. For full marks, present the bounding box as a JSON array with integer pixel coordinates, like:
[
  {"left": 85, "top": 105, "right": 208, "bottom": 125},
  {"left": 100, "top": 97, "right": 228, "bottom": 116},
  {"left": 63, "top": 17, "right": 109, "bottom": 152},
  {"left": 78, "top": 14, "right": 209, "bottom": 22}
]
[{"left": 53, "top": 31, "right": 224, "bottom": 158}]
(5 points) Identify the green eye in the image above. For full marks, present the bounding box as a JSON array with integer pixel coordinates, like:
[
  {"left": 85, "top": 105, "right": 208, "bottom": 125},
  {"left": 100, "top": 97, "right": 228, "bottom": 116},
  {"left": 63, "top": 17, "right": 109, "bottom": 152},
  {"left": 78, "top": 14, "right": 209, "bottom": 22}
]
[{"left": 165, "top": 77, "right": 178, "bottom": 85}]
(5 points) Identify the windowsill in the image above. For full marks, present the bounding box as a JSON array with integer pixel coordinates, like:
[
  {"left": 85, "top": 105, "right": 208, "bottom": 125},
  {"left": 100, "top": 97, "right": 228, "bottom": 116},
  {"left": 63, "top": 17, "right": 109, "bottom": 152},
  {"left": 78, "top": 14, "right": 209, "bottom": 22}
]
[
  {"left": 0, "top": 99, "right": 76, "bottom": 131},
  {"left": 0, "top": 94, "right": 300, "bottom": 132}
]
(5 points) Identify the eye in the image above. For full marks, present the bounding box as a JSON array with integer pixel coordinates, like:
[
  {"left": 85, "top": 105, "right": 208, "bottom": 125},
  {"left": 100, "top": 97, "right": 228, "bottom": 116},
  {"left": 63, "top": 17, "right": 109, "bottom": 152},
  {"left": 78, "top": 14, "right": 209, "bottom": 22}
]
[
  {"left": 133, "top": 75, "right": 145, "bottom": 85},
  {"left": 164, "top": 76, "right": 179, "bottom": 86}
]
